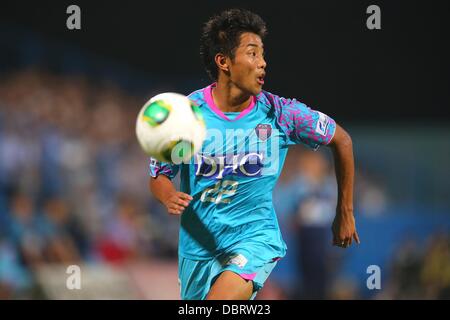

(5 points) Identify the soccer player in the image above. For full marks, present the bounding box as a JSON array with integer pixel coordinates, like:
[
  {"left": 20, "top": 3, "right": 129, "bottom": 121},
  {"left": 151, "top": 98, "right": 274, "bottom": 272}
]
[{"left": 149, "top": 8, "right": 359, "bottom": 300}]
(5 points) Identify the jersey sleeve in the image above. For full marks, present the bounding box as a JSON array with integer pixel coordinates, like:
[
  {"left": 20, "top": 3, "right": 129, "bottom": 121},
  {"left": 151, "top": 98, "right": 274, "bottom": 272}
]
[
  {"left": 274, "top": 96, "right": 336, "bottom": 150},
  {"left": 148, "top": 157, "right": 179, "bottom": 179}
]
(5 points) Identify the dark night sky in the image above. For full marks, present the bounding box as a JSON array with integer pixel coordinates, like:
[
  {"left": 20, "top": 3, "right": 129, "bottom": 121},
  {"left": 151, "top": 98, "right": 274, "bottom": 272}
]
[{"left": 1, "top": 0, "right": 450, "bottom": 122}]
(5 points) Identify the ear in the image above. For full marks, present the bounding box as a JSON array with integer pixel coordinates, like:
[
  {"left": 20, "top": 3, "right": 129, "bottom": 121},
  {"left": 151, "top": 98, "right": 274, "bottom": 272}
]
[{"left": 214, "top": 53, "right": 230, "bottom": 73}]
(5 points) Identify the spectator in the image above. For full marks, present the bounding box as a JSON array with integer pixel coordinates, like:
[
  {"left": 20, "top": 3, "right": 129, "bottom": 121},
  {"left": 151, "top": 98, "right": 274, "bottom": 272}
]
[
  {"left": 290, "top": 150, "right": 339, "bottom": 299},
  {"left": 7, "top": 191, "right": 48, "bottom": 268}
]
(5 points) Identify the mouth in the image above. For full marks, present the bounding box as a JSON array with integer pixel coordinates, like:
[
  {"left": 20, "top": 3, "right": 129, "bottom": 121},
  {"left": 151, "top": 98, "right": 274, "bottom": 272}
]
[{"left": 257, "top": 74, "right": 265, "bottom": 85}]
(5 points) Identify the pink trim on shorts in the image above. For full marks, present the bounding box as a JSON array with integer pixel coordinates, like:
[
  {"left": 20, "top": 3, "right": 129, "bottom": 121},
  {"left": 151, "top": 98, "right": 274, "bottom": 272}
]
[{"left": 203, "top": 83, "right": 256, "bottom": 121}]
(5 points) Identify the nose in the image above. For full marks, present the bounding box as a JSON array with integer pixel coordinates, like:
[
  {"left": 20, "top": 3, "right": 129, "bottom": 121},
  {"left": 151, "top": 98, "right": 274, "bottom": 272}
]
[
  {"left": 258, "top": 56, "right": 267, "bottom": 69},
  {"left": 259, "top": 57, "right": 267, "bottom": 70}
]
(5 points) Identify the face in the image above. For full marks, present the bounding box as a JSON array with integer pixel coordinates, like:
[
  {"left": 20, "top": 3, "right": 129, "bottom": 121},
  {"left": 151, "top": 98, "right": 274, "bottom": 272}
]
[{"left": 226, "top": 32, "right": 267, "bottom": 95}]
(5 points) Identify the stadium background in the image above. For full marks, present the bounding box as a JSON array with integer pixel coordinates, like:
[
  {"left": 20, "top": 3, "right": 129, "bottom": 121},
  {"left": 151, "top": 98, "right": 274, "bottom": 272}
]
[{"left": 0, "top": 0, "right": 449, "bottom": 299}]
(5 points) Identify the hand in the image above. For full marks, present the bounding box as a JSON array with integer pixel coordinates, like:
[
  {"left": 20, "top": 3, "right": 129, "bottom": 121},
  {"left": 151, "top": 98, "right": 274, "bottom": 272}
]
[
  {"left": 331, "top": 209, "right": 360, "bottom": 248},
  {"left": 163, "top": 192, "right": 193, "bottom": 215}
]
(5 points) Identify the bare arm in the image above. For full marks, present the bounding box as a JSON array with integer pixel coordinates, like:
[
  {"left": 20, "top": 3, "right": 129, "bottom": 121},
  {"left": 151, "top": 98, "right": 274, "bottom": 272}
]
[
  {"left": 328, "top": 123, "right": 360, "bottom": 248},
  {"left": 149, "top": 175, "right": 192, "bottom": 215}
]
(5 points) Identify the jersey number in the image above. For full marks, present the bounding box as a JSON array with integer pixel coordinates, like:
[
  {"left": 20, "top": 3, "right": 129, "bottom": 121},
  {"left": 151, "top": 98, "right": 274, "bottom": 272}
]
[{"left": 200, "top": 180, "right": 239, "bottom": 204}]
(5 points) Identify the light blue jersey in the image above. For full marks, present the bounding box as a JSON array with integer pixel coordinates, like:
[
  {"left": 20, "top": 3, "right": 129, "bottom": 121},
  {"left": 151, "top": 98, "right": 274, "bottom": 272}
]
[{"left": 149, "top": 83, "right": 336, "bottom": 298}]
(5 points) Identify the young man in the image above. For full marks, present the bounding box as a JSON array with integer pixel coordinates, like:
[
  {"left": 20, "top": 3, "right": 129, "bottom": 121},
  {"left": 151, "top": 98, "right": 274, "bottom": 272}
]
[{"left": 149, "top": 8, "right": 359, "bottom": 300}]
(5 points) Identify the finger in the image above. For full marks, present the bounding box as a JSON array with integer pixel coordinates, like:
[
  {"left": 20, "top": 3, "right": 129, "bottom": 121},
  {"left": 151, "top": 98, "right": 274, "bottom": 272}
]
[
  {"left": 169, "top": 204, "right": 185, "bottom": 212},
  {"left": 334, "top": 238, "right": 345, "bottom": 247},
  {"left": 176, "top": 198, "right": 190, "bottom": 207},
  {"left": 168, "top": 208, "right": 181, "bottom": 215},
  {"left": 353, "top": 232, "right": 361, "bottom": 244},
  {"left": 170, "top": 206, "right": 185, "bottom": 215},
  {"left": 168, "top": 195, "right": 189, "bottom": 207},
  {"left": 177, "top": 192, "right": 193, "bottom": 201},
  {"left": 175, "top": 204, "right": 185, "bottom": 212},
  {"left": 342, "top": 239, "right": 351, "bottom": 248},
  {"left": 332, "top": 236, "right": 339, "bottom": 246},
  {"left": 339, "top": 237, "right": 350, "bottom": 248},
  {"left": 347, "top": 237, "right": 353, "bottom": 247},
  {"left": 333, "top": 236, "right": 344, "bottom": 247}
]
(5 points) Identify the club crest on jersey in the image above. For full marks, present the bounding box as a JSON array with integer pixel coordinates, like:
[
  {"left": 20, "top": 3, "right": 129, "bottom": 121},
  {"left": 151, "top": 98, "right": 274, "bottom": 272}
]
[{"left": 255, "top": 124, "right": 272, "bottom": 141}]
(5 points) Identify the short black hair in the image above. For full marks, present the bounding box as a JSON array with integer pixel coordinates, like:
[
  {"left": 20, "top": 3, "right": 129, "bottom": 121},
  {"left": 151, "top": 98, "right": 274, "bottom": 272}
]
[{"left": 200, "top": 8, "right": 267, "bottom": 81}]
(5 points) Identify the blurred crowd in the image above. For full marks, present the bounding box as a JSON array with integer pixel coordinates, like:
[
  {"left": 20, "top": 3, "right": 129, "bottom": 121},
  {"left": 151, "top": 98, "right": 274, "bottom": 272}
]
[
  {"left": 0, "top": 69, "right": 448, "bottom": 299},
  {"left": 0, "top": 69, "right": 178, "bottom": 298},
  {"left": 382, "top": 232, "right": 450, "bottom": 299},
  {"left": 269, "top": 148, "right": 450, "bottom": 300}
]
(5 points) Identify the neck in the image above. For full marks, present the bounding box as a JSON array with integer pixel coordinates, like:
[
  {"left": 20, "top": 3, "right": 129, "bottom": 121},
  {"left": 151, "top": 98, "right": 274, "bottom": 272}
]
[{"left": 212, "top": 80, "right": 252, "bottom": 113}]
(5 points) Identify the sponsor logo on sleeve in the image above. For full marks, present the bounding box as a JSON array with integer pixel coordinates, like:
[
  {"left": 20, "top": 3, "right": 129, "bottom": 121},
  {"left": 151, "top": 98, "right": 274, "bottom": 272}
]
[
  {"left": 226, "top": 254, "right": 248, "bottom": 269},
  {"left": 315, "top": 112, "right": 329, "bottom": 136},
  {"left": 150, "top": 158, "right": 159, "bottom": 167}
]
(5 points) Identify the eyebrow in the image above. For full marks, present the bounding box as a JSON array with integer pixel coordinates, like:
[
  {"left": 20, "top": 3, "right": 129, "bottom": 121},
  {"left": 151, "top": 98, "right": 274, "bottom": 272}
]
[{"left": 246, "top": 43, "right": 264, "bottom": 49}]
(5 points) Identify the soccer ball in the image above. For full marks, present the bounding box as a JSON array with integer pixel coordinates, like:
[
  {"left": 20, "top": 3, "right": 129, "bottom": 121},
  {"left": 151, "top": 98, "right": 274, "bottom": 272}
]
[{"left": 135, "top": 92, "right": 206, "bottom": 163}]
